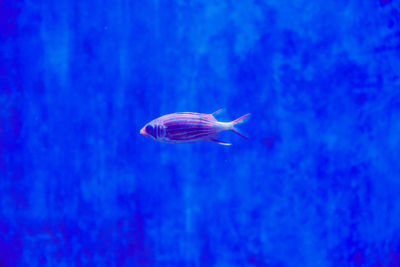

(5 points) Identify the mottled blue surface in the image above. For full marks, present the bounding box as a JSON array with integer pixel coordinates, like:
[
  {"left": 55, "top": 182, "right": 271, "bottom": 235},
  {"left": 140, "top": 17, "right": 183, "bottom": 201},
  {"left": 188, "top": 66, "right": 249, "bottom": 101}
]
[{"left": 1, "top": 0, "right": 400, "bottom": 266}]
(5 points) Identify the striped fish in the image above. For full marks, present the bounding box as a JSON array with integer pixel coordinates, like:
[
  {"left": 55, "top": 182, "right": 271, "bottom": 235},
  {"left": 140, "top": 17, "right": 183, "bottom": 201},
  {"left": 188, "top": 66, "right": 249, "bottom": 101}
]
[{"left": 140, "top": 109, "right": 250, "bottom": 145}]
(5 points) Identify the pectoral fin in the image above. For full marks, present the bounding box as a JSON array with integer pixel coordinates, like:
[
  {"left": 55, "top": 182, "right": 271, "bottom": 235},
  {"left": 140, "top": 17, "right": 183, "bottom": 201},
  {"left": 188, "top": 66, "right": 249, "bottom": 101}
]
[{"left": 211, "top": 139, "right": 232, "bottom": 146}]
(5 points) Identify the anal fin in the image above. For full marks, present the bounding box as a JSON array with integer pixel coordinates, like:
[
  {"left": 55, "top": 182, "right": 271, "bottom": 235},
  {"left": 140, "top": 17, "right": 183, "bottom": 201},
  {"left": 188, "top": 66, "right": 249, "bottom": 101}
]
[{"left": 211, "top": 139, "right": 232, "bottom": 146}]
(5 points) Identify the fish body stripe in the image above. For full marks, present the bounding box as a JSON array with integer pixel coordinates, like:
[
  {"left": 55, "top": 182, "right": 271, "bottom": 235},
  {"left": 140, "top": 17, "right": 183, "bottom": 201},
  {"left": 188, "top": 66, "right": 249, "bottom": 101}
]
[
  {"left": 162, "top": 115, "right": 216, "bottom": 127},
  {"left": 169, "top": 128, "right": 214, "bottom": 138},
  {"left": 169, "top": 132, "right": 214, "bottom": 141},
  {"left": 166, "top": 124, "right": 216, "bottom": 141},
  {"left": 161, "top": 115, "right": 215, "bottom": 122},
  {"left": 165, "top": 121, "right": 215, "bottom": 130},
  {"left": 156, "top": 113, "right": 218, "bottom": 142},
  {"left": 172, "top": 112, "right": 204, "bottom": 116}
]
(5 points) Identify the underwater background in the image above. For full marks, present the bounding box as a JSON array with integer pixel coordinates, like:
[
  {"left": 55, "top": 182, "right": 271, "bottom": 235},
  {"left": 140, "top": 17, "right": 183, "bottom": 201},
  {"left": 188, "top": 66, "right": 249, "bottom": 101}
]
[{"left": 1, "top": 0, "right": 400, "bottom": 266}]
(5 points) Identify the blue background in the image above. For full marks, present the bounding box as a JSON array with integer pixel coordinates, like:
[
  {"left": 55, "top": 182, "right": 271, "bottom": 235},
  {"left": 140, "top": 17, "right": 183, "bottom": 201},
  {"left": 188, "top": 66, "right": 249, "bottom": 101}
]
[{"left": 1, "top": 0, "right": 400, "bottom": 266}]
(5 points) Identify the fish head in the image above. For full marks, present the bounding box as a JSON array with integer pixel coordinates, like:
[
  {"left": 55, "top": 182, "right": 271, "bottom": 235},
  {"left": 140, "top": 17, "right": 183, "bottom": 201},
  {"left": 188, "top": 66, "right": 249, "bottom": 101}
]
[
  {"left": 140, "top": 123, "right": 158, "bottom": 140},
  {"left": 141, "top": 121, "right": 167, "bottom": 140}
]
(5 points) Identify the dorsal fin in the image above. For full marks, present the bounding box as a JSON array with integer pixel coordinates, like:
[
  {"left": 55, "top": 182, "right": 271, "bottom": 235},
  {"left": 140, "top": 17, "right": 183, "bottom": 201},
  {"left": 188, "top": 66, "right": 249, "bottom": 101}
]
[{"left": 210, "top": 109, "right": 224, "bottom": 116}]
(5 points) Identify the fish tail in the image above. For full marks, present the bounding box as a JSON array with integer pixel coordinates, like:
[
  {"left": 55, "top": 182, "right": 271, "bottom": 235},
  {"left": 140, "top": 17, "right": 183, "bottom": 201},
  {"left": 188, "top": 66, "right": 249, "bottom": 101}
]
[
  {"left": 229, "top": 113, "right": 250, "bottom": 139},
  {"left": 231, "top": 113, "right": 250, "bottom": 124}
]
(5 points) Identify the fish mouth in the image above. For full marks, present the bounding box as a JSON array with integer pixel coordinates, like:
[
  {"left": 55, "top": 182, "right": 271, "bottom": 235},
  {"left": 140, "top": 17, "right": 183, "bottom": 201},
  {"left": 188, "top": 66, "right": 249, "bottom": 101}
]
[{"left": 140, "top": 127, "right": 152, "bottom": 139}]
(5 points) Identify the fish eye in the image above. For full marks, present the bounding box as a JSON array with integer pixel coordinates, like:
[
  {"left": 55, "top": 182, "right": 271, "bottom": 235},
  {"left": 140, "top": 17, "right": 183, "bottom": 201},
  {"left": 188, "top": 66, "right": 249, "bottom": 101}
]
[
  {"left": 145, "top": 125, "right": 153, "bottom": 132},
  {"left": 145, "top": 125, "right": 156, "bottom": 138}
]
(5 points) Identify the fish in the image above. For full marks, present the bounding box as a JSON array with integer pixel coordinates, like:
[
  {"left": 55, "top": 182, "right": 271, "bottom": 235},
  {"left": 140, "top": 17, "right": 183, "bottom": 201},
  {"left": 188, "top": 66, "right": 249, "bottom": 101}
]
[{"left": 140, "top": 109, "right": 250, "bottom": 146}]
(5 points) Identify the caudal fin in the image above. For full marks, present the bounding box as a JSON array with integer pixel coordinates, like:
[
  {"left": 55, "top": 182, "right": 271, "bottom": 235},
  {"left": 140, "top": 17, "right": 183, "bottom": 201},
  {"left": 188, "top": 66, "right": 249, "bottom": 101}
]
[
  {"left": 231, "top": 113, "right": 250, "bottom": 124},
  {"left": 230, "top": 113, "right": 250, "bottom": 139}
]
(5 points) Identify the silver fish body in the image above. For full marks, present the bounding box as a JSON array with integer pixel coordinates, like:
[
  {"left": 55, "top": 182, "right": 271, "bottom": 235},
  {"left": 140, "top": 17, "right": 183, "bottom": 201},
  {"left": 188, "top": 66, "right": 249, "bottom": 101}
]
[{"left": 140, "top": 110, "right": 249, "bottom": 145}]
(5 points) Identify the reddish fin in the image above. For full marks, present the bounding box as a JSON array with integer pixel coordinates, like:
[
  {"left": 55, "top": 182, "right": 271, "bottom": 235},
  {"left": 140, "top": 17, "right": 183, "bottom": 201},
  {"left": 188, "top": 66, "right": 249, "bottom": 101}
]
[
  {"left": 211, "top": 139, "right": 232, "bottom": 146},
  {"left": 229, "top": 113, "right": 250, "bottom": 139},
  {"left": 211, "top": 109, "right": 224, "bottom": 116},
  {"left": 232, "top": 128, "right": 248, "bottom": 139},
  {"left": 231, "top": 113, "right": 250, "bottom": 124}
]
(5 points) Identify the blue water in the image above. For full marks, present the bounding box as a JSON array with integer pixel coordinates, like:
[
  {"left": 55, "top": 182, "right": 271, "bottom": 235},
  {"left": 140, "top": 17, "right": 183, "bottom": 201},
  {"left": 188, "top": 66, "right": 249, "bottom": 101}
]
[{"left": 1, "top": 0, "right": 400, "bottom": 266}]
